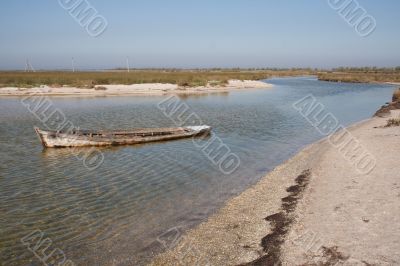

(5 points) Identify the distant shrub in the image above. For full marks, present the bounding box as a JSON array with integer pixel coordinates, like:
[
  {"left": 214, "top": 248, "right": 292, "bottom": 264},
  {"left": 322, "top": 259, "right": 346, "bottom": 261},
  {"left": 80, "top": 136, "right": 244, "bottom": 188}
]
[
  {"left": 392, "top": 88, "right": 400, "bottom": 102},
  {"left": 94, "top": 78, "right": 110, "bottom": 85},
  {"left": 95, "top": 86, "right": 107, "bottom": 90},
  {"left": 178, "top": 81, "right": 190, "bottom": 87},
  {"left": 208, "top": 80, "right": 227, "bottom": 87}
]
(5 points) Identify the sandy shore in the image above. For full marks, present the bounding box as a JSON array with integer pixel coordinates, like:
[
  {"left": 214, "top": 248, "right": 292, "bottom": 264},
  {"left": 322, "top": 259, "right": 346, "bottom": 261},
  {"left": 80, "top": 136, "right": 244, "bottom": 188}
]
[
  {"left": 150, "top": 111, "right": 400, "bottom": 265},
  {"left": 0, "top": 80, "right": 272, "bottom": 97},
  {"left": 386, "top": 82, "right": 400, "bottom": 86}
]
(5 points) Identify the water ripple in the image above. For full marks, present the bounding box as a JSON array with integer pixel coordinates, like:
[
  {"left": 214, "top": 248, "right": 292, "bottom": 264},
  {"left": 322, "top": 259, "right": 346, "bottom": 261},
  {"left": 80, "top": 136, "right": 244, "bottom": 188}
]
[{"left": 0, "top": 79, "right": 395, "bottom": 265}]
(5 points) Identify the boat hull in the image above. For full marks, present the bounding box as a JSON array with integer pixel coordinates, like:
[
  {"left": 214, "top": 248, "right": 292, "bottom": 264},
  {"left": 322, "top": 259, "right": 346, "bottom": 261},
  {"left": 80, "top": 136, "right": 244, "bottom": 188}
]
[{"left": 34, "top": 126, "right": 211, "bottom": 148}]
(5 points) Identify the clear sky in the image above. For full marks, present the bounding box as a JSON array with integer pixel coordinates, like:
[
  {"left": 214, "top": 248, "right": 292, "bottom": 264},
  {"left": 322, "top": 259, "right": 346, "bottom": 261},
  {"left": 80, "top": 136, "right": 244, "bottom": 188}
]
[{"left": 0, "top": 0, "right": 399, "bottom": 70}]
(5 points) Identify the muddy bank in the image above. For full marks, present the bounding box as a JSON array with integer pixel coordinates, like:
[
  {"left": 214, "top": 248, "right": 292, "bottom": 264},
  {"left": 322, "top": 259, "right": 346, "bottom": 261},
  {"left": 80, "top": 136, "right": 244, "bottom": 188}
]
[{"left": 375, "top": 88, "right": 400, "bottom": 117}]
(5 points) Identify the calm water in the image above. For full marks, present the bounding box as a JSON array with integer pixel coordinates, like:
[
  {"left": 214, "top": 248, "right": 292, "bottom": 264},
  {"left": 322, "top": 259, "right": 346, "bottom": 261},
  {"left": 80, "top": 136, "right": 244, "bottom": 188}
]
[{"left": 0, "top": 77, "right": 395, "bottom": 265}]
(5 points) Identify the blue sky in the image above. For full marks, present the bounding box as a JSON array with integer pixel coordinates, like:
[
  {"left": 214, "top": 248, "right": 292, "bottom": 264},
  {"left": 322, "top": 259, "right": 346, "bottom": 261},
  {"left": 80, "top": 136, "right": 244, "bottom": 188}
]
[{"left": 0, "top": 0, "right": 399, "bottom": 70}]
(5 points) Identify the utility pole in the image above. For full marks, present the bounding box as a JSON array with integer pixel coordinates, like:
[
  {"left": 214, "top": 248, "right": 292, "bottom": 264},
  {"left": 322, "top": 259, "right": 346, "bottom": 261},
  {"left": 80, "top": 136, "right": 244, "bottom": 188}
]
[
  {"left": 71, "top": 57, "right": 75, "bottom": 72},
  {"left": 126, "top": 56, "right": 130, "bottom": 73},
  {"left": 25, "top": 59, "right": 35, "bottom": 72}
]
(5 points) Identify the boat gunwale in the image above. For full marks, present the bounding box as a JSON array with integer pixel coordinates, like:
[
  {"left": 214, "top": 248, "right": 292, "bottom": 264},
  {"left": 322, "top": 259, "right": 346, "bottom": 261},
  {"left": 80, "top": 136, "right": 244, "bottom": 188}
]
[{"left": 34, "top": 126, "right": 212, "bottom": 148}]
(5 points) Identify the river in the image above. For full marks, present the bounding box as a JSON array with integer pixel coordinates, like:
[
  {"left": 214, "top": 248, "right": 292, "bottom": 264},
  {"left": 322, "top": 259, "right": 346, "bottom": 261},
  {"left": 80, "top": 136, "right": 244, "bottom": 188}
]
[{"left": 0, "top": 77, "right": 395, "bottom": 265}]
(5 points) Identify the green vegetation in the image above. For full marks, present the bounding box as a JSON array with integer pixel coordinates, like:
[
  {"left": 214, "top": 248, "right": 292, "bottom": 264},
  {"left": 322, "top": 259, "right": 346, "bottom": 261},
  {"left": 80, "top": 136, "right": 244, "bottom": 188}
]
[
  {"left": 0, "top": 69, "right": 315, "bottom": 88},
  {"left": 318, "top": 67, "right": 400, "bottom": 83}
]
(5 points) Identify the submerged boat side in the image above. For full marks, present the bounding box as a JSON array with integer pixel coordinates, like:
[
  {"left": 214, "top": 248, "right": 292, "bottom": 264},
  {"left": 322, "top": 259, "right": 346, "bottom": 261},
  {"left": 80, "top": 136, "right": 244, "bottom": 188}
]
[{"left": 34, "top": 126, "right": 211, "bottom": 148}]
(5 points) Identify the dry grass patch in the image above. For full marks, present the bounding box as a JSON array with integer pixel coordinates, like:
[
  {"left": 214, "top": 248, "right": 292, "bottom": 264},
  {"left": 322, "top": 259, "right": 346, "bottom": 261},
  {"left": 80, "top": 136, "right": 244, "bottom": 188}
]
[
  {"left": 393, "top": 88, "right": 400, "bottom": 102},
  {"left": 318, "top": 72, "right": 400, "bottom": 83},
  {"left": 385, "top": 118, "right": 400, "bottom": 127},
  {"left": 318, "top": 68, "right": 400, "bottom": 84},
  {"left": 94, "top": 86, "right": 107, "bottom": 90},
  {"left": 0, "top": 69, "right": 315, "bottom": 88}
]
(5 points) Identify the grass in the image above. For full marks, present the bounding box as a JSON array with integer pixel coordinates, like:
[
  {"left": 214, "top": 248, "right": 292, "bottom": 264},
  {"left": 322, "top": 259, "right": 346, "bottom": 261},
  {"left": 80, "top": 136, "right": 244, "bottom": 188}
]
[
  {"left": 385, "top": 118, "right": 400, "bottom": 127},
  {"left": 3, "top": 67, "right": 400, "bottom": 88},
  {"left": 0, "top": 69, "right": 315, "bottom": 88},
  {"left": 317, "top": 67, "right": 400, "bottom": 84}
]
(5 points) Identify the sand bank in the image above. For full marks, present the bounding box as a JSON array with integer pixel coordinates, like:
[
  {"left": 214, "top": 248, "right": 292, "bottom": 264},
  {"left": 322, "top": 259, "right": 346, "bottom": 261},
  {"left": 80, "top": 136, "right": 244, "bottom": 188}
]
[
  {"left": 0, "top": 80, "right": 272, "bottom": 97},
  {"left": 150, "top": 111, "right": 400, "bottom": 265},
  {"left": 386, "top": 82, "right": 400, "bottom": 86}
]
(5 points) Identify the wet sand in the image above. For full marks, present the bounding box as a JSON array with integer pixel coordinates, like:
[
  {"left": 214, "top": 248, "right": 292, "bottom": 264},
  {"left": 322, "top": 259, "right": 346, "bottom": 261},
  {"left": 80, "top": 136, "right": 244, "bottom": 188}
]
[
  {"left": 0, "top": 80, "right": 272, "bottom": 97},
  {"left": 150, "top": 111, "right": 400, "bottom": 265}
]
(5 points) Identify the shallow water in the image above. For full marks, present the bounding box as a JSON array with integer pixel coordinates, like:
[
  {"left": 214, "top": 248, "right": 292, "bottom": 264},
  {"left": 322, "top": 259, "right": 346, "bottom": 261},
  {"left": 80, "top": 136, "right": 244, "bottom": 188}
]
[{"left": 0, "top": 77, "right": 395, "bottom": 265}]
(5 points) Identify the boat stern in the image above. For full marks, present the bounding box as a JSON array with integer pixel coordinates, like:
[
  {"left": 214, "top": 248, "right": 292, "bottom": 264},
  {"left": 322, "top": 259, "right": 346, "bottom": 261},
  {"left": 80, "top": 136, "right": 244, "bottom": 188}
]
[{"left": 186, "top": 125, "right": 212, "bottom": 135}]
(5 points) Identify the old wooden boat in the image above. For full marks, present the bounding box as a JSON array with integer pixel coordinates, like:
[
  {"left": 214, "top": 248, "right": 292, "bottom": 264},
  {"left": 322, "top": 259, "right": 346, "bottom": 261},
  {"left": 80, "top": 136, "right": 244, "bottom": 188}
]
[{"left": 34, "top": 126, "right": 211, "bottom": 148}]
